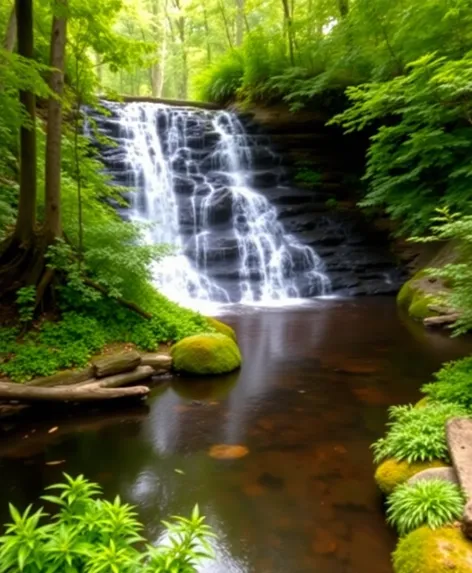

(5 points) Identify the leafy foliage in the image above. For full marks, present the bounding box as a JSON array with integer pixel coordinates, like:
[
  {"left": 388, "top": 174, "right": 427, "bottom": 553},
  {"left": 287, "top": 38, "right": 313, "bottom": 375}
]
[
  {"left": 0, "top": 473, "right": 214, "bottom": 573},
  {"left": 332, "top": 53, "right": 472, "bottom": 234},
  {"left": 372, "top": 403, "right": 470, "bottom": 464},
  {"left": 422, "top": 357, "right": 472, "bottom": 409},
  {"left": 386, "top": 479, "right": 465, "bottom": 536}
]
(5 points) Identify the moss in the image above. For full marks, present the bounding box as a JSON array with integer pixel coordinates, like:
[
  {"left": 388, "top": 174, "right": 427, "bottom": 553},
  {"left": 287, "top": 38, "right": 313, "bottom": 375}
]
[
  {"left": 397, "top": 271, "right": 440, "bottom": 321},
  {"left": 415, "top": 397, "right": 430, "bottom": 409},
  {"left": 375, "top": 458, "right": 447, "bottom": 495},
  {"left": 206, "top": 317, "right": 237, "bottom": 342},
  {"left": 393, "top": 525, "right": 472, "bottom": 573},
  {"left": 171, "top": 333, "right": 242, "bottom": 375}
]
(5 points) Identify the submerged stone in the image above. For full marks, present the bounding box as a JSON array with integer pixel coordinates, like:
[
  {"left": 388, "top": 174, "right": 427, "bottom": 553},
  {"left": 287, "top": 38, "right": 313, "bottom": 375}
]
[
  {"left": 171, "top": 333, "right": 242, "bottom": 375},
  {"left": 208, "top": 444, "right": 249, "bottom": 459},
  {"left": 393, "top": 525, "right": 472, "bottom": 573},
  {"left": 375, "top": 458, "right": 447, "bottom": 495}
]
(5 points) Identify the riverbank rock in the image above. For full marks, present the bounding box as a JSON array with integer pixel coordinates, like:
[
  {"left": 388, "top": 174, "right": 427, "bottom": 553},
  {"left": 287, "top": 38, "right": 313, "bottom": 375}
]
[
  {"left": 447, "top": 418, "right": 472, "bottom": 539},
  {"left": 375, "top": 458, "right": 447, "bottom": 494},
  {"left": 171, "top": 333, "right": 242, "bottom": 375},
  {"left": 206, "top": 317, "right": 237, "bottom": 342},
  {"left": 92, "top": 351, "right": 141, "bottom": 378},
  {"left": 397, "top": 271, "right": 442, "bottom": 321},
  {"left": 393, "top": 525, "right": 472, "bottom": 573},
  {"left": 408, "top": 467, "right": 459, "bottom": 487}
]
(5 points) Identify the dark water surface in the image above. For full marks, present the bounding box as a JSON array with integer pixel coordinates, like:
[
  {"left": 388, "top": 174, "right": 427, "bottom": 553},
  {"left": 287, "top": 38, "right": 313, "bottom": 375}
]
[{"left": 0, "top": 298, "right": 471, "bottom": 572}]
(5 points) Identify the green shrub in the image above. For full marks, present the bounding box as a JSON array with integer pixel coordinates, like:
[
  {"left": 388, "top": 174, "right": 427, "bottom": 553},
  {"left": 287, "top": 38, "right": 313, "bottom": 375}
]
[
  {"left": 422, "top": 357, "right": 472, "bottom": 409},
  {"left": 372, "top": 403, "right": 469, "bottom": 464},
  {"left": 193, "top": 51, "right": 244, "bottom": 104},
  {"left": 387, "top": 479, "right": 465, "bottom": 536},
  {"left": 0, "top": 473, "right": 214, "bottom": 573}
]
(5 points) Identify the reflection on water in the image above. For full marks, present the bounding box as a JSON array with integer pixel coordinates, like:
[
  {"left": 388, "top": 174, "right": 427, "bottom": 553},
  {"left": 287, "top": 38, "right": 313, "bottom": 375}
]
[{"left": 0, "top": 298, "right": 471, "bottom": 573}]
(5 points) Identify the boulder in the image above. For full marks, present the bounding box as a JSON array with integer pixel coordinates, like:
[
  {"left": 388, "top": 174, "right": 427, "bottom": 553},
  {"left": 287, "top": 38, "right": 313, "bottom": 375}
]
[
  {"left": 141, "top": 353, "right": 172, "bottom": 373},
  {"left": 92, "top": 351, "right": 141, "bottom": 378},
  {"left": 171, "top": 333, "right": 242, "bottom": 375},
  {"left": 408, "top": 467, "right": 459, "bottom": 487},
  {"left": 375, "top": 458, "right": 447, "bottom": 495},
  {"left": 447, "top": 418, "right": 472, "bottom": 539},
  {"left": 206, "top": 317, "right": 237, "bottom": 342},
  {"left": 393, "top": 525, "right": 472, "bottom": 573}
]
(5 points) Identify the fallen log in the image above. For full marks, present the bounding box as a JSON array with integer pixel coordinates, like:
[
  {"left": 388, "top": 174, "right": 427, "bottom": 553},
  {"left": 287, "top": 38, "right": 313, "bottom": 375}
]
[
  {"left": 26, "top": 366, "right": 95, "bottom": 387},
  {"left": 92, "top": 351, "right": 141, "bottom": 378},
  {"left": 424, "top": 313, "right": 460, "bottom": 328},
  {"left": 141, "top": 353, "right": 172, "bottom": 372},
  {"left": 0, "top": 382, "right": 150, "bottom": 402},
  {"left": 78, "top": 366, "right": 155, "bottom": 389}
]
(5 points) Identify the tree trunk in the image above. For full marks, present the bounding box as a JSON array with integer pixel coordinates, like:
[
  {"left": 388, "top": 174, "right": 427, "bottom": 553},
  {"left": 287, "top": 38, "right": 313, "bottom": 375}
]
[
  {"left": 0, "top": 381, "right": 150, "bottom": 402},
  {"left": 235, "top": 0, "right": 244, "bottom": 46},
  {"left": 3, "top": 3, "right": 16, "bottom": 52},
  {"left": 44, "top": 0, "right": 67, "bottom": 244},
  {"left": 338, "top": 0, "right": 349, "bottom": 18},
  {"left": 281, "top": 0, "right": 295, "bottom": 65},
  {"left": 14, "top": 0, "right": 36, "bottom": 245}
]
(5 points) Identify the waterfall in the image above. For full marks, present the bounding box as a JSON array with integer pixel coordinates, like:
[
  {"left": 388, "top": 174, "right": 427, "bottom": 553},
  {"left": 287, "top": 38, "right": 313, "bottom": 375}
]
[{"left": 94, "top": 101, "right": 330, "bottom": 306}]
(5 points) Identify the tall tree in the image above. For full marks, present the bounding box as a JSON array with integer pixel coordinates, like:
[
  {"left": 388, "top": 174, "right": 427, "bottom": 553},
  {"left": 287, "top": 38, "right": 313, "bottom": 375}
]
[
  {"left": 281, "top": 0, "right": 295, "bottom": 65},
  {"left": 14, "top": 0, "right": 36, "bottom": 245},
  {"left": 3, "top": 2, "right": 16, "bottom": 52},
  {"left": 44, "top": 0, "right": 68, "bottom": 243},
  {"left": 235, "top": 0, "right": 245, "bottom": 46},
  {"left": 338, "top": 0, "right": 348, "bottom": 18}
]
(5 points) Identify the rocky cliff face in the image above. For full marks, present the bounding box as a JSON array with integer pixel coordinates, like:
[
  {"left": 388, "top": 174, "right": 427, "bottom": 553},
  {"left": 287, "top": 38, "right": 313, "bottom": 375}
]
[{"left": 237, "top": 105, "right": 404, "bottom": 294}]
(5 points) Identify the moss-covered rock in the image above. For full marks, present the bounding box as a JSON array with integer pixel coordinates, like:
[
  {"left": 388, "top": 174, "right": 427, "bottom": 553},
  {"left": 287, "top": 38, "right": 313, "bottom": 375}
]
[
  {"left": 375, "top": 458, "right": 447, "bottom": 495},
  {"left": 171, "top": 333, "right": 242, "bottom": 375},
  {"left": 393, "top": 525, "right": 472, "bottom": 573},
  {"left": 206, "top": 317, "right": 237, "bottom": 342},
  {"left": 397, "top": 271, "right": 440, "bottom": 321}
]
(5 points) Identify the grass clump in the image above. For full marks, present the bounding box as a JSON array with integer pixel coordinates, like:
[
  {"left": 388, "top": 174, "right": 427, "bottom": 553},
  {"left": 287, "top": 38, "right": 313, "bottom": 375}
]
[
  {"left": 422, "top": 356, "right": 472, "bottom": 410},
  {"left": 0, "top": 473, "right": 214, "bottom": 573},
  {"left": 387, "top": 479, "right": 465, "bottom": 536},
  {"left": 372, "top": 403, "right": 470, "bottom": 464}
]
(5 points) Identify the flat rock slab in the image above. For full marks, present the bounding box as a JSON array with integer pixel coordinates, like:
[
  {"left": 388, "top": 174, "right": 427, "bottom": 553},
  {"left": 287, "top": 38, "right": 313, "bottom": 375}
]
[
  {"left": 446, "top": 417, "right": 472, "bottom": 539},
  {"left": 93, "top": 351, "right": 141, "bottom": 378},
  {"left": 408, "top": 467, "right": 459, "bottom": 486},
  {"left": 141, "top": 353, "right": 172, "bottom": 372}
]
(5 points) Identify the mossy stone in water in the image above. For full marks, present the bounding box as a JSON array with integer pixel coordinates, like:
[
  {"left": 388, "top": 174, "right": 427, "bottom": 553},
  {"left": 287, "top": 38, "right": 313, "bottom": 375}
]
[
  {"left": 375, "top": 458, "right": 447, "bottom": 495},
  {"left": 206, "top": 317, "right": 237, "bottom": 342},
  {"left": 393, "top": 525, "right": 472, "bottom": 573},
  {"left": 171, "top": 333, "right": 241, "bottom": 375},
  {"left": 397, "top": 271, "right": 442, "bottom": 321}
]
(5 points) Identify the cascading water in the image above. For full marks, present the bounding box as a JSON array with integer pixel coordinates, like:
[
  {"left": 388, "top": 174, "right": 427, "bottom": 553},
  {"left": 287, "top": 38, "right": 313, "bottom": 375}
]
[{"left": 93, "top": 101, "right": 331, "bottom": 306}]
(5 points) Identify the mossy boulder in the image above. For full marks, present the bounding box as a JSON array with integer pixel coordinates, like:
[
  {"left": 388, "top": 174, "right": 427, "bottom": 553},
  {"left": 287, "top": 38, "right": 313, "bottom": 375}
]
[
  {"left": 171, "top": 333, "right": 241, "bottom": 375},
  {"left": 375, "top": 458, "right": 447, "bottom": 495},
  {"left": 206, "top": 317, "right": 237, "bottom": 342},
  {"left": 393, "top": 525, "right": 472, "bottom": 573},
  {"left": 397, "top": 272, "right": 440, "bottom": 321}
]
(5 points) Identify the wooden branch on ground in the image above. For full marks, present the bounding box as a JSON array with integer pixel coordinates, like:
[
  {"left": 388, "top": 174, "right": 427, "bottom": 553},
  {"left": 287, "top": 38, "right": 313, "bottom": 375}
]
[
  {"left": 77, "top": 366, "right": 155, "bottom": 389},
  {"left": 424, "top": 313, "right": 460, "bottom": 328},
  {"left": 0, "top": 381, "right": 150, "bottom": 402},
  {"left": 83, "top": 278, "right": 152, "bottom": 320}
]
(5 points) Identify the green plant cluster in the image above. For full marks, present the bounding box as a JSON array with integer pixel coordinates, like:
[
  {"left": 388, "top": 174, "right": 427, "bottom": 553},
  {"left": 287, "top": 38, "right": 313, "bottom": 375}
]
[
  {"left": 372, "top": 403, "right": 469, "bottom": 464},
  {"left": 0, "top": 473, "right": 214, "bottom": 573},
  {"left": 387, "top": 480, "right": 465, "bottom": 536},
  {"left": 422, "top": 357, "right": 472, "bottom": 409}
]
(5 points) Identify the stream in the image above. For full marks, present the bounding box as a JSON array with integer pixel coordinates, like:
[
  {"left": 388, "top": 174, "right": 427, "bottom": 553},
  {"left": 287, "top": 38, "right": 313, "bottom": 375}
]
[{"left": 0, "top": 298, "right": 471, "bottom": 572}]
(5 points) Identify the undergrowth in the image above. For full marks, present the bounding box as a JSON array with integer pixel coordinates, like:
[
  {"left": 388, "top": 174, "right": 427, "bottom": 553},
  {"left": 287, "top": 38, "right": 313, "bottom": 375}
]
[
  {"left": 387, "top": 479, "right": 465, "bottom": 536},
  {"left": 372, "top": 403, "right": 470, "bottom": 464},
  {"left": 0, "top": 293, "right": 212, "bottom": 382},
  {"left": 0, "top": 473, "right": 214, "bottom": 573},
  {"left": 421, "top": 356, "right": 472, "bottom": 410}
]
